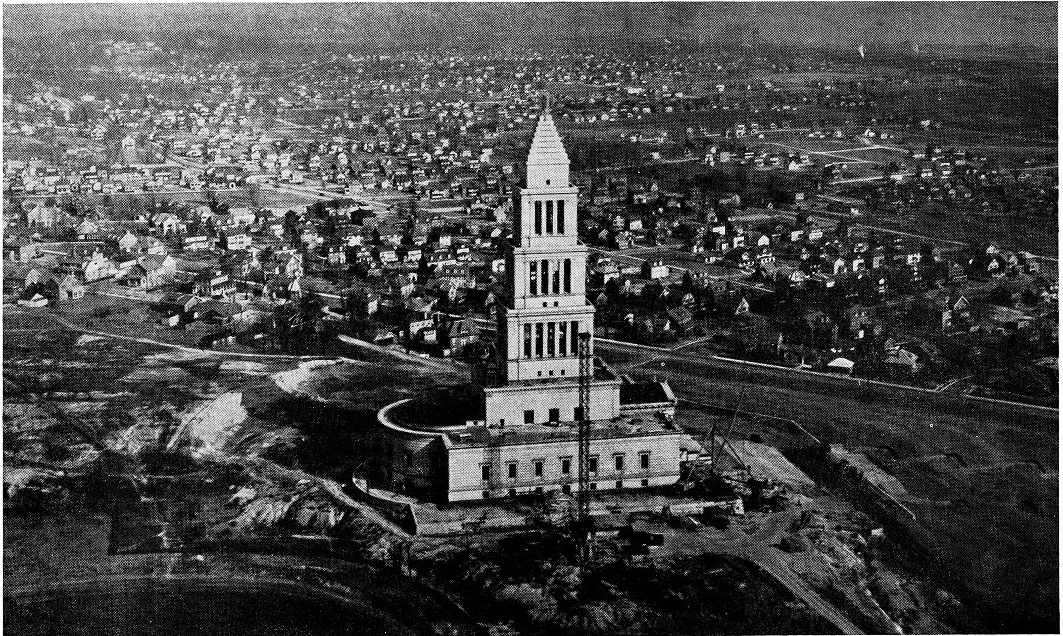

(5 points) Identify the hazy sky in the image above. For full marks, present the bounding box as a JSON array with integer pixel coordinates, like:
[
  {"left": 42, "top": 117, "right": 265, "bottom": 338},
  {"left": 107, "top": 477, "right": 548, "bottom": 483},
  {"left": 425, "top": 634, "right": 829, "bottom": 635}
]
[{"left": 5, "top": 3, "right": 1057, "bottom": 53}]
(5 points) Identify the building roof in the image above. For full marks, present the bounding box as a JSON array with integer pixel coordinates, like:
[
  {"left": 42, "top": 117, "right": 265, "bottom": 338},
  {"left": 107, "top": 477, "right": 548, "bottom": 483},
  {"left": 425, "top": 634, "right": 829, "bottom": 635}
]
[
  {"left": 619, "top": 380, "right": 676, "bottom": 406},
  {"left": 443, "top": 414, "right": 682, "bottom": 450}
]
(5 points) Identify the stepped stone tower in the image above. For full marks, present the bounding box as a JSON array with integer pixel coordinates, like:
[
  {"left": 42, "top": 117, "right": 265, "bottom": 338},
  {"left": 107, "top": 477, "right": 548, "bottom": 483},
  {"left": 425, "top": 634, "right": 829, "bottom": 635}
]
[
  {"left": 376, "top": 106, "right": 687, "bottom": 504},
  {"left": 483, "top": 108, "right": 621, "bottom": 427}
]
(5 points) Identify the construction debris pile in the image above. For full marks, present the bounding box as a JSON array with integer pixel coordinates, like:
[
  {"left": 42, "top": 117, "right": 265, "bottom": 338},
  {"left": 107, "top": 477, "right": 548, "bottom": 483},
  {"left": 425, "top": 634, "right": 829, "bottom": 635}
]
[{"left": 204, "top": 468, "right": 406, "bottom": 563}]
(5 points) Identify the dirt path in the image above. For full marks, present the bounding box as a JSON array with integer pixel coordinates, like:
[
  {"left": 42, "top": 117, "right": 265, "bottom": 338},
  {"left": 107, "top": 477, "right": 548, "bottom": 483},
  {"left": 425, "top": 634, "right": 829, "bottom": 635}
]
[{"left": 657, "top": 524, "right": 865, "bottom": 634}]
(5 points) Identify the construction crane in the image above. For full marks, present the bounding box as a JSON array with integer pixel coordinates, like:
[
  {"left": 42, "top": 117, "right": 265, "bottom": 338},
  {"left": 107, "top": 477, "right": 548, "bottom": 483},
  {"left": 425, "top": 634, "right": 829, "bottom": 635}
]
[{"left": 576, "top": 331, "right": 593, "bottom": 563}]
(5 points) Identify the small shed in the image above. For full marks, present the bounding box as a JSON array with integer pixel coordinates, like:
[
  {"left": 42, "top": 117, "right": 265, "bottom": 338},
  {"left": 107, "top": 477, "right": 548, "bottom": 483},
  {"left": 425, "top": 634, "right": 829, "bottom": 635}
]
[{"left": 826, "top": 357, "right": 855, "bottom": 375}]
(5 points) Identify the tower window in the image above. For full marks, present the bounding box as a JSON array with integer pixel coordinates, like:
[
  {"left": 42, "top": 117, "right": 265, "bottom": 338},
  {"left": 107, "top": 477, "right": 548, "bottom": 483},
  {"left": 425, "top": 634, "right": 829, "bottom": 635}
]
[
  {"left": 534, "top": 201, "right": 542, "bottom": 234},
  {"left": 524, "top": 410, "right": 534, "bottom": 424},
  {"left": 534, "top": 460, "right": 543, "bottom": 477},
  {"left": 588, "top": 456, "right": 598, "bottom": 474},
  {"left": 529, "top": 262, "right": 537, "bottom": 296},
  {"left": 481, "top": 464, "right": 491, "bottom": 482},
  {"left": 541, "top": 260, "right": 549, "bottom": 294},
  {"left": 640, "top": 452, "right": 650, "bottom": 470},
  {"left": 548, "top": 408, "right": 559, "bottom": 422},
  {"left": 571, "top": 321, "right": 579, "bottom": 355},
  {"left": 535, "top": 323, "right": 544, "bottom": 357},
  {"left": 557, "top": 201, "right": 565, "bottom": 233},
  {"left": 508, "top": 462, "right": 517, "bottom": 480},
  {"left": 552, "top": 262, "right": 560, "bottom": 294},
  {"left": 615, "top": 455, "right": 625, "bottom": 472},
  {"left": 559, "top": 321, "right": 567, "bottom": 356},
  {"left": 547, "top": 322, "right": 555, "bottom": 356},
  {"left": 546, "top": 201, "right": 554, "bottom": 233},
  {"left": 574, "top": 406, "right": 583, "bottom": 421},
  {"left": 561, "top": 457, "right": 571, "bottom": 474},
  {"left": 563, "top": 259, "right": 571, "bottom": 293},
  {"left": 523, "top": 324, "right": 532, "bottom": 358}
]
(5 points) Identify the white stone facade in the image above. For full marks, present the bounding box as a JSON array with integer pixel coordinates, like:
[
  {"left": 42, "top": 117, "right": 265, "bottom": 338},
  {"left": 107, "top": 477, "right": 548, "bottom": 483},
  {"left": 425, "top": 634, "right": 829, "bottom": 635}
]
[
  {"left": 486, "top": 108, "right": 622, "bottom": 422},
  {"left": 445, "top": 432, "right": 687, "bottom": 502}
]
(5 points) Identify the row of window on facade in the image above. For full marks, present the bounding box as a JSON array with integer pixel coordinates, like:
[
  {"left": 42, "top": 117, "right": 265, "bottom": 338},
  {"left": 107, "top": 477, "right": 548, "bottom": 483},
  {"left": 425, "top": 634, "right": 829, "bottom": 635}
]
[
  {"left": 485, "top": 479, "right": 651, "bottom": 499},
  {"left": 491, "top": 406, "right": 585, "bottom": 429},
  {"left": 528, "top": 259, "right": 572, "bottom": 296},
  {"left": 522, "top": 320, "right": 579, "bottom": 359},
  {"left": 533, "top": 199, "right": 566, "bottom": 235},
  {"left": 480, "top": 452, "right": 650, "bottom": 483}
]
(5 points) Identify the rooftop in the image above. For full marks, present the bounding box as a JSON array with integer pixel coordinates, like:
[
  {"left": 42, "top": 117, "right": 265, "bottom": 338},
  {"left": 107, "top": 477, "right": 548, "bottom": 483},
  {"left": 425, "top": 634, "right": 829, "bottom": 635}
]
[
  {"left": 380, "top": 377, "right": 679, "bottom": 445},
  {"left": 443, "top": 413, "right": 681, "bottom": 449},
  {"left": 619, "top": 380, "right": 676, "bottom": 406}
]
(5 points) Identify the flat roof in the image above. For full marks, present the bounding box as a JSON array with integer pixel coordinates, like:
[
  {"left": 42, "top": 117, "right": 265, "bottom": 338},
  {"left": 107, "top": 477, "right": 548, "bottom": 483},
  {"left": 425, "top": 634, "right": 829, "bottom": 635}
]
[
  {"left": 443, "top": 414, "right": 681, "bottom": 449},
  {"left": 620, "top": 381, "right": 675, "bottom": 406}
]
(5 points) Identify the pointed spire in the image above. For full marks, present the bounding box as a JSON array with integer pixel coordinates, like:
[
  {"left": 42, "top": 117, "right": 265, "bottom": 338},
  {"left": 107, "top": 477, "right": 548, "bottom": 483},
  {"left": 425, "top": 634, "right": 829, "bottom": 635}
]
[
  {"left": 526, "top": 94, "right": 570, "bottom": 188},
  {"left": 528, "top": 108, "right": 569, "bottom": 168}
]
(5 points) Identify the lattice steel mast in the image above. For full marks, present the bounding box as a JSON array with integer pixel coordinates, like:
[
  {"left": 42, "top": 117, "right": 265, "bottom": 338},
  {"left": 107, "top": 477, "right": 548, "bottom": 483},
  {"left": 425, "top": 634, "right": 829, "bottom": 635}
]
[{"left": 577, "top": 331, "right": 592, "bottom": 530}]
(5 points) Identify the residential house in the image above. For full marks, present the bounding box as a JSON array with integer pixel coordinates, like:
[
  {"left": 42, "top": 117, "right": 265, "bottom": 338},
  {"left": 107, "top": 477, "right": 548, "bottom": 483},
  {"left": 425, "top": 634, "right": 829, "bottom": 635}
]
[
  {"left": 118, "top": 231, "right": 141, "bottom": 252},
  {"left": 439, "top": 315, "right": 478, "bottom": 355},
  {"left": 269, "top": 252, "right": 304, "bottom": 279},
  {"left": 155, "top": 292, "right": 200, "bottom": 325},
  {"left": 196, "top": 272, "right": 235, "bottom": 298},
  {"left": 184, "top": 235, "right": 213, "bottom": 251},
  {"left": 57, "top": 273, "right": 86, "bottom": 300},
  {"left": 968, "top": 252, "right": 1008, "bottom": 279},
  {"left": 226, "top": 232, "right": 251, "bottom": 251},
  {"left": 18, "top": 293, "right": 49, "bottom": 308},
  {"left": 23, "top": 266, "right": 56, "bottom": 290},
  {"left": 884, "top": 346, "right": 921, "bottom": 373},
  {"left": 6, "top": 236, "right": 38, "bottom": 262},
  {"left": 137, "top": 236, "right": 168, "bottom": 255},
  {"left": 591, "top": 262, "right": 620, "bottom": 287},
  {"left": 153, "top": 213, "right": 184, "bottom": 235},
  {"left": 76, "top": 219, "right": 101, "bottom": 240},
  {"left": 26, "top": 203, "right": 70, "bottom": 229},
  {"left": 229, "top": 207, "right": 256, "bottom": 226},
  {"left": 139, "top": 254, "right": 178, "bottom": 289},
  {"left": 666, "top": 306, "right": 694, "bottom": 335},
  {"left": 642, "top": 258, "right": 669, "bottom": 280},
  {"left": 195, "top": 300, "right": 242, "bottom": 325}
]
